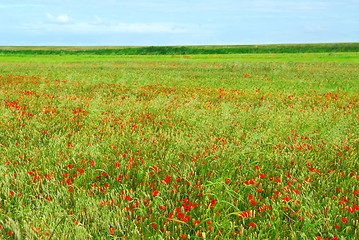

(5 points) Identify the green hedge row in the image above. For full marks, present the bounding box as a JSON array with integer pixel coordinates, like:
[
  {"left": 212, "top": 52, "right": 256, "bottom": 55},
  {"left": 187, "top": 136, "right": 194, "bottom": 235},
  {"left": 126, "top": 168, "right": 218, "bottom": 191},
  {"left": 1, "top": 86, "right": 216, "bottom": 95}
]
[{"left": 1, "top": 43, "right": 359, "bottom": 55}]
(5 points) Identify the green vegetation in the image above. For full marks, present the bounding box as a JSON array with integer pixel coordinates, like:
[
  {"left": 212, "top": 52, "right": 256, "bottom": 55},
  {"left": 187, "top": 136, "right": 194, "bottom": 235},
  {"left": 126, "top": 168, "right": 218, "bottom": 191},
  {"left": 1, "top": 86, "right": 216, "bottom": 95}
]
[
  {"left": 1, "top": 43, "right": 359, "bottom": 55},
  {"left": 0, "top": 52, "right": 358, "bottom": 64},
  {"left": 0, "top": 48, "right": 358, "bottom": 239}
]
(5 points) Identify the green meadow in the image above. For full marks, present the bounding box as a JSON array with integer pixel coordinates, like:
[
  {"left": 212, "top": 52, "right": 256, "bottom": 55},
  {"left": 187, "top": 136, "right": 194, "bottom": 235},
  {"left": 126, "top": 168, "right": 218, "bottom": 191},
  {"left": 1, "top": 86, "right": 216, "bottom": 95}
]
[
  {"left": 0, "top": 45, "right": 358, "bottom": 239},
  {"left": 0, "top": 52, "right": 359, "bottom": 63}
]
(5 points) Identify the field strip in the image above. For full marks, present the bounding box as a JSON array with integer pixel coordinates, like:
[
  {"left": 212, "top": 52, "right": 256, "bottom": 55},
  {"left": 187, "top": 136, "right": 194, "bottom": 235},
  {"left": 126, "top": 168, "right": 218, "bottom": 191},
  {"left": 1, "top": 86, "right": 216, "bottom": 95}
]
[{"left": 0, "top": 52, "right": 358, "bottom": 63}]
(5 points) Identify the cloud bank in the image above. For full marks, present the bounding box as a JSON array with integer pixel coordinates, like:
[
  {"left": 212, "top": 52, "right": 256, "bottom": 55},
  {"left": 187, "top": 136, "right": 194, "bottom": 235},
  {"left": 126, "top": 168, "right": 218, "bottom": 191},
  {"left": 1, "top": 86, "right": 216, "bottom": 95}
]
[{"left": 46, "top": 13, "right": 73, "bottom": 24}]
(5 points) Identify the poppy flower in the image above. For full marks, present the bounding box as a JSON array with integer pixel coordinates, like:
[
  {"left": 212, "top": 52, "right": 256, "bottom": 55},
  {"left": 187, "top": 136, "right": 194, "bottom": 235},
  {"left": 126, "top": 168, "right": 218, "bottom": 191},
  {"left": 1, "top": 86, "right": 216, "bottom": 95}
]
[{"left": 249, "top": 222, "right": 256, "bottom": 228}]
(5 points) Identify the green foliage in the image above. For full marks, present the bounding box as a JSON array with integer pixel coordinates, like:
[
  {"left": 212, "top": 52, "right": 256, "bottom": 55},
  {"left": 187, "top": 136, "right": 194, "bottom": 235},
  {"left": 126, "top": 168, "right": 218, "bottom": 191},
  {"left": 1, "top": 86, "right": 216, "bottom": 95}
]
[
  {"left": 0, "top": 53, "right": 358, "bottom": 239},
  {"left": 1, "top": 43, "right": 359, "bottom": 56}
]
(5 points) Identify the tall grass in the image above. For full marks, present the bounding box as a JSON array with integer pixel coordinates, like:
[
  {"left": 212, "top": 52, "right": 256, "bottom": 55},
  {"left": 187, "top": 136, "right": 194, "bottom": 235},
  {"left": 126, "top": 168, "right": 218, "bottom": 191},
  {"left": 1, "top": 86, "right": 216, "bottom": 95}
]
[
  {"left": 0, "top": 57, "right": 358, "bottom": 239},
  {"left": 0, "top": 43, "right": 359, "bottom": 56}
]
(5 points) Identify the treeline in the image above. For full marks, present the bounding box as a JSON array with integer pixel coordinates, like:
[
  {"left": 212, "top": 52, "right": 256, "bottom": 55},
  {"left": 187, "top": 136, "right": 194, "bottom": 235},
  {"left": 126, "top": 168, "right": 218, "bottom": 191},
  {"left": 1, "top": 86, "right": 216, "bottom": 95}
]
[{"left": 1, "top": 43, "right": 358, "bottom": 55}]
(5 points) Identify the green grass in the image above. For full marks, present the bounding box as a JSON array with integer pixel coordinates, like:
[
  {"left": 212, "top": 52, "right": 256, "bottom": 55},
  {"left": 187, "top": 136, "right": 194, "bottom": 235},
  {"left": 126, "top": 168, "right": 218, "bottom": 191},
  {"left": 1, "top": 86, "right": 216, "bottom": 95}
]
[
  {"left": 0, "top": 51, "right": 358, "bottom": 239},
  {"left": 0, "top": 52, "right": 358, "bottom": 63},
  {"left": 1, "top": 43, "right": 359, "bottom": 55}
]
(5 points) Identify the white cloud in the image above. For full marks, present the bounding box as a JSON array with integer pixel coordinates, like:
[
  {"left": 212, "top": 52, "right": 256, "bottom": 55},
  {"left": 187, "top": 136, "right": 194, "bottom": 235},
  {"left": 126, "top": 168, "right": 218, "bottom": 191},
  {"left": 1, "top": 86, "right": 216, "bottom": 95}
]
[
  {"left": 46, "top": 13, "right": 72, "bottom": 24},
  {"left": 93, "top": 15, "right": 103, "bottom": 24},
  {"left": 27, "top": 17, "right": 195, "bottom": 34}
]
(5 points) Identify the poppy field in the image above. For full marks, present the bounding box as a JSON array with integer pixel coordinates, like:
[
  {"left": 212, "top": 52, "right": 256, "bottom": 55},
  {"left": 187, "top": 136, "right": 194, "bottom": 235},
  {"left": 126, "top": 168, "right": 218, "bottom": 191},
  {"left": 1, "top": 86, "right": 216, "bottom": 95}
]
[{"left": 0, "top": 53, "right": 358, "bottom": 239}]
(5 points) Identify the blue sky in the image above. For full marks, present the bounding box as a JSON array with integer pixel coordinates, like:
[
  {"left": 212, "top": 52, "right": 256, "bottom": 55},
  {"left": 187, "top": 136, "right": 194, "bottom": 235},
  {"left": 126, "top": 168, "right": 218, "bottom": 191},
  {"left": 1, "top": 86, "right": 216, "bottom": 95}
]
[{"left": 1, "top": 0, "right": 358, "bottom": 46}]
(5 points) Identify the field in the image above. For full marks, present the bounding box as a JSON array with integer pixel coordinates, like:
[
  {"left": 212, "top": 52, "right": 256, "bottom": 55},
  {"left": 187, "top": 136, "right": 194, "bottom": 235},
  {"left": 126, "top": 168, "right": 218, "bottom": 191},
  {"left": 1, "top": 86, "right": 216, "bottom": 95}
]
[{"left": 0, "top": 46, "right": 358, "bottom": 239}]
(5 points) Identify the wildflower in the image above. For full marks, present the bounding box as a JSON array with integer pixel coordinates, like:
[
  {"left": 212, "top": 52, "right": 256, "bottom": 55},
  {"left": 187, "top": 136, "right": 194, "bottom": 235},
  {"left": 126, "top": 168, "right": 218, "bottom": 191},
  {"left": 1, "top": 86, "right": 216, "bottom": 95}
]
[{"left": 249, "top": 222, "right": 256, "bottom": 228}]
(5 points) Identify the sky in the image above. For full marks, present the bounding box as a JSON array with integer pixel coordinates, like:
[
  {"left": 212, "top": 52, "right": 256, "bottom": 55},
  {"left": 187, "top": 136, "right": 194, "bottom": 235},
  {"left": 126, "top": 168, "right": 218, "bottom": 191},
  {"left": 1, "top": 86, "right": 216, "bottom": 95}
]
[{"left": 0, "top": 0, "right": 358, "bottom": 46}]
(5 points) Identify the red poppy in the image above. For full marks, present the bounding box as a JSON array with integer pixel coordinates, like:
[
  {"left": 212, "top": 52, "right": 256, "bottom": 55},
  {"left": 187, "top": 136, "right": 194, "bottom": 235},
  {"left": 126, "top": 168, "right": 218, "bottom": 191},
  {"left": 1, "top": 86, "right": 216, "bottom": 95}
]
[{"left": 249, "top": 222, "right": 256, "bottom": 228}]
